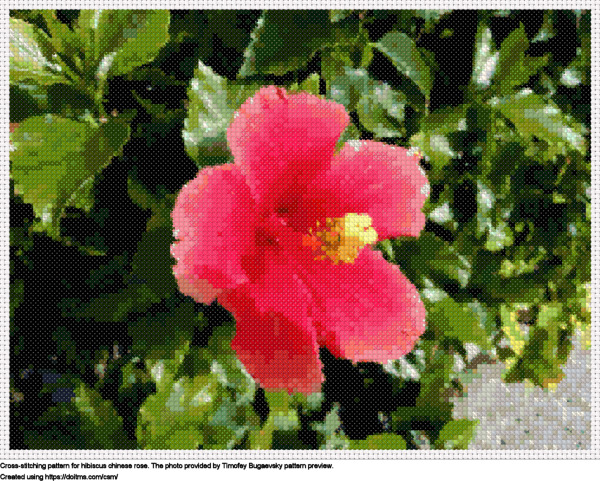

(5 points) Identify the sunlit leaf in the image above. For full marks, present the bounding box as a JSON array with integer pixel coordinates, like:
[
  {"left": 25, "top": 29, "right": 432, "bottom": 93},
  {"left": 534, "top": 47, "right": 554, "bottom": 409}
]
[
  {"left": 10, "top": 18, "right": 66, "bottom": 85},
  {"left": 434, "top": 419, "right": 478, "bottom": 449},
  {"left": 11, "top": 116, "right": 130, "bottom": 238},
  {"left": 493, "top": 90, "right": 587, "bottom": 155},
  {"left": 78, "top": 10, "right": 170, "bottom": 79},
  {"left": 349, "top": 433, "right": 407, "bottom": 450}
]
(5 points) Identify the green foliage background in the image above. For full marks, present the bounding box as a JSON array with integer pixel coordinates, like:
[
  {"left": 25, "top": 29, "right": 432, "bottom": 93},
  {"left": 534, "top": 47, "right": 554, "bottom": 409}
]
[{"left": 10, "top": 10, "right": 591, "bottom": 450}]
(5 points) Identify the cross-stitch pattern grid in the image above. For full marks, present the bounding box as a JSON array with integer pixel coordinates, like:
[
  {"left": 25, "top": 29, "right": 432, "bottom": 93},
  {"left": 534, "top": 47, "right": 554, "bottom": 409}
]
[{"left": 5, "top": 5, "right": 597, "bottom": 458}]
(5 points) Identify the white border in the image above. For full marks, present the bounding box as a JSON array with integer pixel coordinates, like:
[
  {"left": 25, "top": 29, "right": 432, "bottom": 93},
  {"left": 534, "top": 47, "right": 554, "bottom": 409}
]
[{"left": 3, "top": 1, "right": 598, "bottom": 460}]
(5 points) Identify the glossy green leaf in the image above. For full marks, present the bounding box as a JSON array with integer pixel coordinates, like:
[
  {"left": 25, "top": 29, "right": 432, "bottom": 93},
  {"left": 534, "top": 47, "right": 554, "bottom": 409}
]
[
  {"left": 11, "top": 116, "right": 130, "bottom": 237},
  {"left": 494, "top": 91, "right": 587, "bottom": 155},
  {"left": 357, "top": 82, "right": 406, "bottom": 137},
  {"left": 410, "top": 105, "right": 467, "bottom": 178},
  {"left": 393, "top": 349, "right": 455, "bottom": 432},
  {"left": 326, "top": 66, "right": 406, "bottom": 138},
  {"left": 434, "top": 419, "right": 478, "bottom": 449},
  {"left": 41, "top": 10, "right": 84, "bottom": 62},
  {"left": 79, "top": 10, "right": 170, "bottom": 79},
  {"left": 183, "top": 60, "right": 260, "bottom": 166},
  {"left": 501, "top": 303, "right": 574, "bottom": 389},
  {"left": 10, "top": 18, "right": 66, "bottom": 85},
  {"left": 239, "top": 10, "right": 333, "bottom": 76},
  {"left": 376, "top": 31, "right": 433, "bottom": 100},
  {"left": 349, "top": 433, "right": 407, "bottom": 450}
]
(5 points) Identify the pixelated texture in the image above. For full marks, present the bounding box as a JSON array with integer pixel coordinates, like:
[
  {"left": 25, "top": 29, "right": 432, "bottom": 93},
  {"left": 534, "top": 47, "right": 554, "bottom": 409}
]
[{"left": 9, "top": 10, "right": 591, "bottom": 450}]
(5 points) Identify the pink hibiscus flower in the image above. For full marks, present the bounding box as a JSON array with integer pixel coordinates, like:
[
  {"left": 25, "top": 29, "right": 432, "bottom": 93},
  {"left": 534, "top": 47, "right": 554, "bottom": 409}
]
[{"left": 171, "top": 86, "right": 429, "bottom": 394}]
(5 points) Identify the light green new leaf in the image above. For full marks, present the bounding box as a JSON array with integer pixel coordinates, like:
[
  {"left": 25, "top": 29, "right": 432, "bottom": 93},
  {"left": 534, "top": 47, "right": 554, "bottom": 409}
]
[
  {"left": 500, "top": 305, "right": 526, "bottom": 356},
  {"left": 434, "top": 419, "right": 478, "bottom": 449},
  {"left": 10, "top": 18, "right": 66, "bottom": 85},
  {"left": 425, "top": 296, "right": 491, "bottom": 349},
  {"left": 78, "top": 10, "right": 170, "bottom": 79},
  {"left": 11, "top": 116, "right": 130, "bottom": 237},
  {"left": 349, "top": 433, "right": 407, "bottom": 450},
  {"left": 494, "top": 90, "right": 587, "bottom": 155},
  {"left": 376, "top": 31, "right": 433, "bottom": 100},
  {"left": 503, "top": 306, "right": 573, "bottom": 389}
]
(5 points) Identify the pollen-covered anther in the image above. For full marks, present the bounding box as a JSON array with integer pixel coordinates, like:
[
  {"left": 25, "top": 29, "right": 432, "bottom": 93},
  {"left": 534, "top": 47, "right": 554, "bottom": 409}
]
[{"left": 303, "top": 213, "right": 378, "bottom": 264}]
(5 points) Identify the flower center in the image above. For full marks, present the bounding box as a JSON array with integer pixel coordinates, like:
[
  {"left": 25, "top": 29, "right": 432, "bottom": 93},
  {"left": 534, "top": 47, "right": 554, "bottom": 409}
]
[{"left": 303, "top": 213, "right": 378, "bottom": 264}]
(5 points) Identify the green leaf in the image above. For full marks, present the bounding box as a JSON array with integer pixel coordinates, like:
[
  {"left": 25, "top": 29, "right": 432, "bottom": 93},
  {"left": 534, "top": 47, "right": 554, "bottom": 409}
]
[
  {"left": 10, "top": 18, "right": 66, "bottom": 85},
  {"left": 137, "top": 324, "right": 258, "bottom": 449},
  {"left": 391, "top": 232, "right": 471, "bottom": 290},
  {"left": 289, "top": 73, "right": 321, "bottom": 95},
  {"left": 375, "top": 31, "right": 433, "bottom": 100},
  {"left": 183, "top": 60, "right": 260, "bottom": 166},
  {"left": 495, "top": 24, "right": 548, "bottom": 96},
  {"left": 425, "top": 296, "right": 491, "bottom": 349},
  {"left": 41, "top": 10, "right": 84, "bottom": 63},
  {"left": 239, "top": 10, "right": 333, "bottom": 76},
  {"left": 80, "top": 10, "right": 170, "bottom": 79},
  {"left": 130, "top": 224, "right": 177, "bottom": 299},
  {"left": 137, "top": 342, "right": 219, "bottom": 449},
  {"left": 357, "top": 81, "right": 406, "bottom": 138},
  {"left": 326, "top": 66, "right": 406, "bottom": 138},
  {"left": 393, "top": 349, "right": 455, "bottom": 432},
  {"left": 335, "top": 123, "right": 361, "bottom": 151},
  {"left": 349, "top": 433, "right": 407, "bottom": 450},
  {"left": 415, "top": 10, "right": 452, "bottom": 31},
  {"left": 493, "top": 91, "right": 587, "bottom": 155},
  {"left": 503, "top": 303, "right": 573, "bottom": 389},
  {"left": 410, "top": 105, "right": 468, "bottom": 179},
  {"left": 128, "top": 301, "right": 203, "bottom": 360},
  {"left": 24, "top": 381, "right": 134, "bottom": 449},
  {"left": 11, "top": 116, "right": 130, "bottom": 238},
  {"left": 265, "top": 390, "right": 300, "bottom": 431},
  {"left": 434, "top": 419, "right": 478, "bottom": 449}
]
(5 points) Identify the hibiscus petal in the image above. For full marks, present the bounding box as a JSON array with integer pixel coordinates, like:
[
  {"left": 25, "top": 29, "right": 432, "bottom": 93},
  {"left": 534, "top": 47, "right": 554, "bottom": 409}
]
[
  {"left": 290, "top": 140, "right": 429, "bottom": 239},
  {"left": 227, "top": 86, "right": 349, "bottom": 212},
  {"left": 306, "top": 249, "right": 427, "bottom": 364},
  {"left": 220, "top": 256, "right": 324, "bottom": 394},
  {"left": 171, "top": 164, "right": 257, "bottom": 304}
]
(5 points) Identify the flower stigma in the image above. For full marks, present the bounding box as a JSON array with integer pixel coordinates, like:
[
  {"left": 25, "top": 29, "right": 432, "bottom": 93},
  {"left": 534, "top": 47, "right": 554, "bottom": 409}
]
[{"left": 303, "top": 213, "right": 378, "bottom": 264}]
